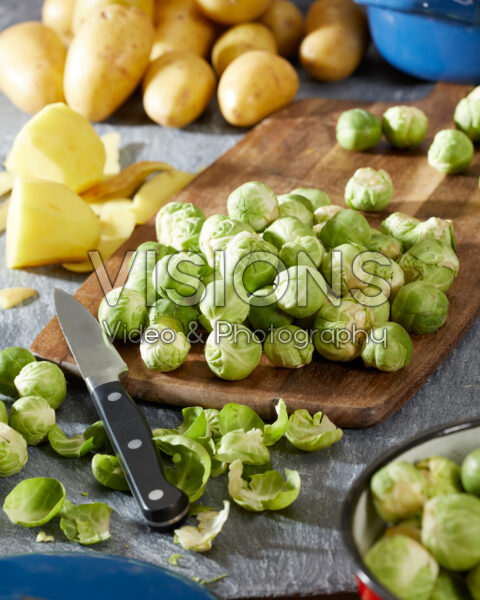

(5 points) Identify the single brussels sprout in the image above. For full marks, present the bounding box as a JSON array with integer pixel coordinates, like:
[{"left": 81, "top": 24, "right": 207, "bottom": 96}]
[
  {"left": 380, "top": 212, "right": 421, "bottom": 251},
  {"left": 199, "top": 214, "right": 254, "bottom": 268},
  {"left": 467, "top": 564, "right": 480, "bottom": 600},
  {"left": 9, "top": 396, "right": 55, "bottom": 445},
  {"left": 248, "top": 286, "right": 293, "bottom": 332},
  {"left": 224, "top": 231, "right": 279, "bottom": 293},
  {"left": 285, "top": 410, "right": 343, "bottom": 452},
  {"left": 48, "top": 425, "right": 95, "bottom": 458},
  {"left": 199, "top": 280, "right": 250, "bottom": 326},
  {"left": 362, "top": 253, "right": 405, "bottom": 299},
  {"left": 147, "top": 299, "right": 197, "bottom": 336},
  {"left": 367, "top": 229, "right": 402, "bottom": 260},
  {"left": 274, "top": 265, "right": 328, "bottom": 319},
  {"left": 60, "top": 499, "right": 113, "bottom": 545},
  {"left": 422, "top": 493, "right": 480, "bottom": 571},
  {"left": 3, "top": 477, "right": 65, "bottom": 527},
  {"left": 428, "top": 129, "right": 474, "bottom": 174},
  {"left": 279, "top": 235, "right": 325, "bottom": 269},
  {"left": 0, "top": 347, "right": 36, "bottom": 398},
  {"left": 277, "top": 194, "right": 314, "bottom": 227},
  {"left": 140, "top": 324, "right": 191, "bottom": 372},
  {"left": 313, "top": 297, "right": 374, "bottom": 362},
  {"left": 345, "top": 167, "right": 393, "bottom": 212},
  {"left": 98, "top": 287, "right": 147, "bottom": 343},
  {"left": 371, "top": 461, "right": 427, "bottom": 522},
  {"left": 227, "top": 181, "right": 279, "bottom": 232},
  {"left": 313, "top": 223, "right": 326, "bottom": 240},
  {"left": 359, "top": 287, "right": 390, "bottom": 325},
  {"left": 336, "top": 108, "right": 382, "bottom": 151},
  {"left": 290, "top": 187, "right": 331, "bottom": 211},
  {"left": 205, "top": 323, "right": 262, "bottom": 380},
  {"left": 399, "top": 238, "right": 459, "bottom": 292},
  {"left": 0, "top": 423, "right": 28, "bottom": 477},
  {"left": 454, "top": 90, "right": 480, "bottom": 142},
  {"left": 461, "top": 448, "right": 480, "bottom": 496},
  {"left": 0, "top": 401, "right": 7, "bottom": 424},
  {"left": 153, "top": 252, "right": 207, "bottom": 306},
  {"left": 391, "top": 281, "right": 449, "bottom": 334},
  {"left": 92, "top": 454, "right": 129, "bottom": 491},
  {"left": 407, "top": 216, "right": 456, "bottom": 251},
  {"left": 430, "top": 570, "right": 471, "bottom": 600},
  {"left": 263, "top": 216, "right": 314, "bottom": 250},
  {"left": 174, "top": 500, "right": 230, "bottom": 553},
  {"left": 321, "top": 243, "right": 370, "bottom": 296},
  {"left": 155, "top": 201, "right": 205, "bottom": 252},
  {"left": 314, "top": 204, "right": 342, "bottom": 224},
  {"left": 125, "top": 241, "right": 174, "bottom": 303},
  {"left": 361, "top": 322, "right": 413, "bottom": 373},
  {"left": 14, "top": 361, "right": 67, "bottom": 410},
  {"left": 382, "top": 105, "right": 428, "bottom": 149},
  {"left": 320, "top": 209, "right": 371, "bottom": 250},
  {"left": 386, "top": 515, "right": 423, "bottom": 543},
  {"left": 264, "top": 325, "right": 314, "bottom": 368},
  {"left": 365, "top": 535, "right": 439, "bottom": 600},
  {"left": 416, "top": 456, "right": 462, "bottom": 498}
]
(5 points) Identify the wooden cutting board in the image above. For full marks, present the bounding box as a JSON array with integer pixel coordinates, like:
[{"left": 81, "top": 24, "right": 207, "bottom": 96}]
[{"left": 31, "top": 83, "right": 480, "bottom": 428}]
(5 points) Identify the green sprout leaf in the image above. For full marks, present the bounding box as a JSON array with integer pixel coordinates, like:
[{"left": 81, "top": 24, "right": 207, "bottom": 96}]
[
  {"left": 218, "top": 403, "right": 265, "bottom": 436},
  {"left": 3, "top": 477, "right": 66, "bottom": 527},
  {"left": 48, "top": 425, "right": 95, "bottom": 458},
  {"left": 195, "top": 435, "right": 227, "bottom": 478},
  {"left": 84, "top": 421, "right": 113, "bottom": 453},
  {"left": 178, "top": 407, "right": 207, "bottom": 439},
  {"left": 60, "top": 500, "right": 113, "bottom": 545},
  {"left": 285, "top": 410, "right": 343, "bottom": 452},
  {"left": 189, "top": 503, "right": 215, "bottom": 516},
  {"left": 204, "top": 409, "right": 221, "bottom": 440},
  {"left": 168, "top": 553, "right": 183, "bottom": 566},
  {"left": 263, "top": 399, "right": 288, "bottom": 447},
  {"left": 0, "top": 401, "right": 8, "bottom": 424},
  {"left": 91, "top": 454, "right": 129, "bottom": 491},
  {"left": 174, "top": 501, "right": 230, "bottom": 552},
  {"left": 216, "top": 429, "right": 270, "bottom": 465}
]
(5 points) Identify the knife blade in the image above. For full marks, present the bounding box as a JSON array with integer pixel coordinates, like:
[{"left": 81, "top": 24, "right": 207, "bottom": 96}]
[{"left": 54, "top": 288, "right": 189, "bottom": 530}]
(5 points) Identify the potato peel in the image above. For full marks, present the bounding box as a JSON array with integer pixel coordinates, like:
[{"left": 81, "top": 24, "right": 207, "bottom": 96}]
[{"left": 0, "top": 287, "right": 38, "bottom": 309}]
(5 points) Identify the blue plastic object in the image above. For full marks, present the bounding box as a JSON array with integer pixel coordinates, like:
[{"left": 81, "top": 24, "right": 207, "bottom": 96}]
[
  {"left": 356, "top": 0, "right": 480, "bottom": 83},
  {"left": 0, "top": 553, "right": 217, "bottom": 600}
]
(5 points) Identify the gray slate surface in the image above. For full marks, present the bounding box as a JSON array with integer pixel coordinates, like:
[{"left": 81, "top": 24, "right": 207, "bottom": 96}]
[{"left": 0, "top": 2, "right": 479, "bottom": 598}]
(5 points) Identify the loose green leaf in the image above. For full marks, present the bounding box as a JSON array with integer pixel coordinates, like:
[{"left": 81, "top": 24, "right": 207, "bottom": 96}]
[
  {"left": 174, "top": 500, "right": 230, "bottom": 552},
  {"left": 189, "top": 503, "right": 215, "bottom": 516},
  {"left": 84, "top": 421, "right": 113, "bottom": 453},
  {"left": 218, "top": 403, "right": 265, "bottom": 436},
  {"left": 228, "top": 460, "right": 301, "bottom": 511},
  {"left": 3, "top": 477, "right": 65, "bottom": 527},
  {"left": 204, "top": 409, "right": 221, "bottom": 439},
  {"left": 36, "top": 531, "right": 54, "bottom": 543},
  {"left": 263, "top": 399, "right": 288, "bottom": 447},
  {"left": 285, "top": 410, "right": 343, "bottom": 452},
  {"left": 91, "top": 454, "right": 129, "bottom": 491},
  {"left": 48, "top": 425, "right": 95, "bottom": 458},
  {"left": 168, "top": 553, "right": 183, "bottom": 566},
  {"left": 178, "top": 407, "right": 207, "bottom": 439},
  {"left": 60, "top": 500, "right": 113, "bottom": 545},
  {"left": 0, "top": 401, "right": 8, "bottom": 424},
  {"left": 216, "top": 429, "right": 270, "bottom": 465},
  {"left": 195, "top": 435, "right": 227, "bottom": 478}
]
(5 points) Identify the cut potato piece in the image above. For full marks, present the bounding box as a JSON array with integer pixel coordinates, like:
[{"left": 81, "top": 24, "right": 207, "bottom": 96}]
[
  {"left": 0, "top": 287, "right": 38, "bottom": 309},
  {"left": 101, "top": 133, "right": 121, "bottom": 177},
  {"left": 131, "top": 170, "right": 195, "bottom": 224},
  {"left": 5, "top": 103, "right": 106, "bottom": 194},
  {"left": 0, "top": 172, "right": 14, "bottom": 197},
  {"left": 0, "top": 199, "right": 9, "bottom": 233},
  {"left": 6, "top": 178, "right": 100, "bottom": 269}
]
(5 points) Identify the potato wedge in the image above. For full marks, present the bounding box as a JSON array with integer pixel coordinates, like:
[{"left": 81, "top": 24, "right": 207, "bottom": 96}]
[
  {"left": 0, "top": 288, "right": 38, "bottom": 310},
  {"left": 259, "top": 0, "right": 304, "bottom": 58},
  {"left": 101, "top": 133, "right": 121, "bottom": 177},
  {"left": 42, "top": 0, "right": 76, "bottom": 45}
]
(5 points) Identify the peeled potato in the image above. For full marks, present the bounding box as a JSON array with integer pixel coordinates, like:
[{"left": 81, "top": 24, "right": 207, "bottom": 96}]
[
  {"left": 0, "top": 288, "right": 38, "bottom": 310},
  {"left": 195, "top": 0, "right": 273, "bottom": 25},
  {"left": 259, "top": 0, "right": 304, "bottom": 58},
  {"left": 42, "top": 0, "right": 77, "bottom": 45},
  {"left": 0, "top": 199, "right": 9, "bottom": 233},
  {"left": 6, "top": 178, "right": 100, "bottom": 269},
  {"left": 5, "top": 103, "right": 106, "bottom": 194},
  {"left": 72, "top": 0, "right": 154, "bottom": 32},
  {"left": 101, "top": 133, "right": 121, "bottom": 177},
  {"left": 0, "top": 172, "right": 14, "bottom": 197}
]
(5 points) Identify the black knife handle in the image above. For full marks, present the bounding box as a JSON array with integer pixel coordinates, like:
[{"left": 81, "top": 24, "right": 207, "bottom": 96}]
[{"left": 90, "top": 381, "right": 189, "bottom": 530}]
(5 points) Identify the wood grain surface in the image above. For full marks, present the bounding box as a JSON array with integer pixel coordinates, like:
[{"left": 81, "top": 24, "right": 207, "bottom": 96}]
[{"left": 31, "top": 83, "right": 480, "bottom": 428}]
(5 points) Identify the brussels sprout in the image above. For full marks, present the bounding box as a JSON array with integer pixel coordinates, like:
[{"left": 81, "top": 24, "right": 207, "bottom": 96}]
[
  {"left": 147, "top": 299, "right": 197, "bottom": 336},
  {"left": 362, "top": 253, "right": 405, "bottom": 299},
  {"left": 125, "top": 241, "right": 174, "bottom": 303},
  {"left": 174, "top": 500, "right": 230, "bottom": 553},
  {"left": 461, "top": 448, "right": 480, "bottom": 496},
  {"left": 382, "top": 105, "right": 428, "bottom": 149},
  {"left": 0, "top": 401, "right": 7, "bottom": 425},
  {"left": 279, "top": 235, "right": 324, "bottom": 269},
  {"left": 205, "top": 323, "right": 262, "bottom": 380},
  {"left": 380, "top": 212, "right": 421, "bottom": 250},
  {"left": 199, "top": 280, "right": 250, "bottom": 326},
  {"left": 92, "top": 454, "right": 129, "bottom": 491},
  {"left": 60, "top": 500, "right": 113, "bottom": 545},
  {"left": 216, "top": 428, "right": 270, "bottom": 465},
  {"left": 365, "top": 535, "right": 439, "bottom": 600},
  {"left": 320, "top": 209, "right": 371, "bottom": 250},
  {"left": 227, "top": 181, "right": 279, "bottom": 232},
  {"left": 422, "top": 493, "right": 480, "bottom": 571},
  {"left": 314, "top": 204, "right": 342, "bottom": 224},
  {"left": 285, "top": 410, "right": 343, "bottom": 452},
  {"left": 467, "top": 564, "right": 480, "bottom": 600},
  {"left": 264, "top": 325, "right": 314, "bottom": 369},
  {"left": 155, "top": 201, "right": 205, "bottom": 252},
  {"left": 3, "top": 477, "right": 65, "bottom": 527},
  {"left": 454, "top": 89, "right": 480, "bottom": 142},
  {"left": 98, "top": 287, "right": 147, "bottom": 343},
  {"left": 367, "top": 229, "right": 402, "bottom": 260},
  {"left": 224, "top": 231, "right": 279, "bottom": 293},
  {"left": 430, "top": 570, "right": 470, "bottom": 600},
  {"left": 84, "top": 421, "right": 113, "bottom": 453},
  {"left": 313, "top": 297, "right": 374, "bottom": 362},
  {"left": 0, "top": 347, "right": 36, "bottom": 398},
  {"left": 9, "top": 396, "right": 55, "bottom": 445},
  {"left": 321, "top": 243, "right": 370, "bottom": 296},
  {"left": 416, "top": 456, "right": 462, "bottom": 499},
  {"left": 263, "top": 216, "right": 314, "bottom": 250},
  {"left": 248, "top": 286, "right": 293, "bottom": 331},
  {"left": 140, "top": 324, "right": 191, "bottom": 372},
  {"left": 199, "top": 214, "right": 254, "bottom": 268},
  {"left": 386, "top": 516, "right": 423, "bottom": 543},
  {"left": 275, "top": 265, "right": 327, "bottom": 319},
  {"left": 407, "top": 216, "right": 456, "bottom": 251},
  {"left": 313, "top": 223, "right": 326, "bottom": 239},
  {"left": 290, "top": 187, "right": 331, "bottom": 211},
  {"left": 428, "top": 129, "right": 474, "bottom": 174},
  {"left": 361, "top": 322, "right": 413, "bottom": 373},
  {"left": 277, "top": 194, "right": 314, "bottom": 227},
  {"left": 336, "top": 108, "right": 382, "bottom": 151},
  {"left": 14, "top": 361, "right": 67, "bottom": 410},
  {"left": 345, "top": 167, "right": 393, "bottom": 212},
  {"left": 153, "top": 252, "right": 207, "bottom": 306},
  {"left": 399, "top": 239, "right": 459, "bottom": 292},
  {"left": 48, "top": 425, "right": 95, "bottom": 458},
  {"left": 391, "top": 281, "right": 449, "bottom": 334},
  {"left": 0, "top": 423, "right": 27, "bottom": 477},
  {"left": 358, "top": 287, "right": 390, "bottom": 325},
  {"left": 371, "top": 461, "right": 427, "bottom": 522}
]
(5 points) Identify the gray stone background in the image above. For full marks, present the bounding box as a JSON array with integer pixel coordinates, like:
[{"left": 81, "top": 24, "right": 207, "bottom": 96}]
[{"left": 0, "top": 1, "right": 478, "bottom": 598}]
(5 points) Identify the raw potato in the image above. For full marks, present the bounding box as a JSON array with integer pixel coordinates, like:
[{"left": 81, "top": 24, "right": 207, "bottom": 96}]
[
  {"left": 0, "top": 200, "right": 9, "bottom": 233},
  {"left": 0, "top": 288, "right": 38, "bottom": 310},
  {"left": 6, "top": 178, "right": 100, "bottom": 269},
  {"left": 259, "top": 0, "right": 304, "bottom": 58},
  {"left": 195, "top": 0, "right": 273, "bottom": 25},
  {"left": 73, "top": 0, "right": 154, "bottom": 32},
  {"left": 64, "top": 5, "right": 154, "bottom": 122},
  {"left": 5, "top": 103, "right": 106, "bottom": 194},
  {"left": 151, "top": 0, "right": 217, "bottom": 61},
  {"left": 0, "top": 22, "right": 66, "bottom": 115},
  {"left": 0, "top": 172, "right": 14, "bottom": 197},
  {"left": 42, "top": 0, "right": 76, "bottom": 45},
  {"left": 218, "top": 50, "right": 298, "bottom": 127},
  {"left": 143, "top": 51, "right": 216, "bottom": 128},
  {"left": 305, "top": 0, "right": 365, "bottom": 33},
  {"left": 212, "top": 23, "right": 277, "bottom": 76},
  {"left": 101, "top": 133, "right": 121, "bottom": 176}
]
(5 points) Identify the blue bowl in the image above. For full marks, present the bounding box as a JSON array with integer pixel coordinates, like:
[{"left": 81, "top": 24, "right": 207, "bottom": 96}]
[{"left": 355, "top": 0, "right": 480, "bottom": 84}]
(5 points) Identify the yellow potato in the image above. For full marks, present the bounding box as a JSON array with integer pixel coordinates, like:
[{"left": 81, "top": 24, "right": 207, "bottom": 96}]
[
  {"left": 143, "top": 51, "right": 216, "bottom": 128},
  {"left": 195, "top": 0, "right": 273, "bottom": 25},
  {"left": 218, "top": 50, "right": 298, "bottom": 127},
  {"left": 42, "top": 0, "right": 76, "bottom": 45},
  {"left": 0, "top": 200, "right": 9, "bottom": 233},
  {"left": 64, "top": 5, "right": 154, "bottom": 122},
  {"left": 0, "top": 172, "right": 14, "bottom": 197},
  {"left": 101, "top": 133, "right": 121, "bottom": 176},
  {"left": 305, "top": 0, "right": 365, "bottom": 33},
  {"left": 5, "top": 103, "right": 106, "bottom": 194},
  {"left": 151, "top": 0, "right": 217, "bottom": 61},
  {"left": 0, "top": 22, "right": 66, "bottom": 115},
  {"left": 259, "top": 0, "right": 304, "bottom": 58},
  {"left": 211, "top": 23, "right": 277, "bottom": 76},
  {"left": 7, "top": 178, "right": 100, "bottom": 269},
  {"left": 73, "top": 0, "right": 154, "bottom": 32},
  {"left": 0, "top": 288, "right": 38, "bottom": 310}
]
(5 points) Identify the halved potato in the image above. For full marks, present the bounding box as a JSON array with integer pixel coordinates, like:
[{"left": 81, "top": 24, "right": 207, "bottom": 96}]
[{"left": 0, "top": 288, "right": 38, "bottom": 309}]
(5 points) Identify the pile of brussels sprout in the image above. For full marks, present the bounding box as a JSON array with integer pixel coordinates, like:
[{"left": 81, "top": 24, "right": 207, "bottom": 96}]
[
  {"left": 365, "top": 448, "right": 480, "bottom": 600},
  {"left": 98, "top": 176, "right": 460, "bottom": 380}
]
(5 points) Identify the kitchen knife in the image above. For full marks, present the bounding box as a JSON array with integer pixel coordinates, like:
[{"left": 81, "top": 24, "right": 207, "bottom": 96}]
[{"left": 54, "top": 288, "right": 190, "bottom": 530}]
